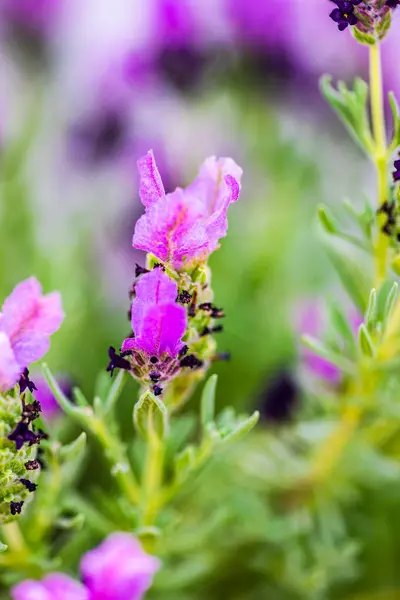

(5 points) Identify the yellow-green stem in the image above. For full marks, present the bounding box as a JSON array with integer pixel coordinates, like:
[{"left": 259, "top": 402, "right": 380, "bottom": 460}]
[
  {"left": 370, "top": 43, "right": 388, "bottom": 286},
  {"left": 141, "top": 434, "right": 164, "bottom": 530}
]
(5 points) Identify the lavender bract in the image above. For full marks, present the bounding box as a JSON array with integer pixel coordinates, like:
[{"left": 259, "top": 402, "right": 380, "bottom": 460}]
[
  {"left": 0, "top": 277, "right": 64, "bottom": 393},
  {"left": 133, "top": 150, "right": 242, "bottom": 271}
]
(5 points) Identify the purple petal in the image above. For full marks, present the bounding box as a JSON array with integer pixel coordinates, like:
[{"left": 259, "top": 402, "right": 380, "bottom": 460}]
[
  {"left": 136, "top": 303, "right": 186, "bottom": 357},
  {"left": 0, "top": 332, "right": 21, "bottom": 393},
  {"left": 135, "top": 269, "right": 178, "bottom": 305},
  {"left": 80, "top": 533, "right": 160, "bottom": 600},
  {"left": 330, "top": 8, "right": 343, "bottom": 21},
  {"left": 137, "top": 150, "right": 165, "bottom": 208},
  {"left": 12, "top": 574, "right": 88, "bottom": 600}
]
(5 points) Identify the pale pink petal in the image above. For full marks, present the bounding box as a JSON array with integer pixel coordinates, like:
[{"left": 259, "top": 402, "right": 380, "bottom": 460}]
[
  {"left": 187, "top": 156, "right": 243, "bottom": 215},
  {"left": 12, "top": 334, "right": 50, "bottom": 373},
  {"left": 137, "top": 150, "right": 165, "bottom": 208},
  {"left": 0, "top": 332, "right": 21, "bottom": 393},
  {"left": 0, "top": 277, "right": 42, "bottom": 340},
  {"left": 205, "top": 174, "right": 241, "bottom": 252},
  {"left": 80, "top": 533, "right": 160, "bottom": 600}
]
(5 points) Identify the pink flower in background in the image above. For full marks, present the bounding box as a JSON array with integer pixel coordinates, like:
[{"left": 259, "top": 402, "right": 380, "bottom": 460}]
[
  {"left": 298, "top": 302, "right": 362, "bottom": 386},
  {"left": 121, "top": 268, "right": 187, "bottom": 374},
  {"left": 12, "top": 573, "right": 89, "bottom": 600},
  {"left": 81, "top": 533, "right": 160, "bottom": 600},
  {"left": 33, "top": 375, "right": 72, "bottom": 420},
  {"left": 12, "top": 533, "right": 160, "bottom": 600},
  {"left": 0, "top": 278, "right": 64, "bottom": 393},
  {"left": 133, "top": 150, "right": 242, "bottom": 270}
]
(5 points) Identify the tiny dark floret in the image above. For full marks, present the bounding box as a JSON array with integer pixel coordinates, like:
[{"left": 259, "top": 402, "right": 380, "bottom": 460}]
[
  {"left": 106, "top": 346, "right": 131, "bottom": 377},
  {"left": 178, "top": 344, "right": 189, "bottom": 358},
  {"left": 150, "top": 356, "right": 159, "bottom": 364},
  {"left": 177, "top": 290, "right": 192, "bottom": 304},
  {"left": 20, "top": 478, "right": 37, "bottom": 493},
  {"left": 8, "top": 421, "right": 38, "bottom": 450},
  {"left": 18, "top": 368, "right": 37, "bottom": 394},
  {"left": 25, "top": 460, "right": 40, "bottom": 471},
  {"left": 135, "top": 264, "right": 150, "bottom": 278},
  {"left": 149, "top": 372, "right": 161, "bottom": 383},
  {"left": 329, "top": 0, "right": 359, "bottom": 30},
  {"left": 153, "top": 385, "right": 163, "bottom": 396},
  {"left": 393, "top": 159, "right": 400, "bottom": 182},
  {"left": 10, "top": 501, "right": 24, "bottom": 515},
  {"left": 180, "top": 354, "right": 204, "bottom": 369}
]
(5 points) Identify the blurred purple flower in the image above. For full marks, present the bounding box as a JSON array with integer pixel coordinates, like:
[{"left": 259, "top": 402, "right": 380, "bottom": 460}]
[
  {"left": 226, "top": 0, "right": 289, "bottom": 50},
  {"left": 329, "top": 1, "right": 358, "bottom": 31},
  {"left": 12, "top": 533, "right": 160, "bottom": 600},
  {"left": 122, "top": 268, "right": 186, "bottom": 359},
  {"left": 0, "top": 277, "right": 64, "bottom": 393},
  {"left": 133, "top": 150, "right": 242, "bottom": 270},
  {"left": 1, "top": 0, "right": 62, "bottom": 34},
  {"left": 33, "top": 375, "right": 72, "bottom": 420},
  {"left": 12, "top": 573, "right": 89, "bottom": 600},
  {"left": 298, "top": 302, "right": 361, "bottom": 385},
  {"left": 80, "top": 532, "right": 160, "bottom": 600}
]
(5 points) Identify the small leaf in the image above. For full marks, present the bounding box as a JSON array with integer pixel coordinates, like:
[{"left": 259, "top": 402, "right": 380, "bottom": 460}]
[
  {"left": 222, "top": 411, "right": 260, "bottom": 444},
  {"left": 358, "top": 324, "right": 376, "bottom": 358},
  {"left": 389, "top": 92, "right": 400, "bottom": 152},
  {"left": 383, "top": 282, "right": 398, "bottom": 331},
  {"left": 200, "top": 375, "right": 217, "bottom": 431},
  {"left": 317, "top": 205, "right": 338, "bottom": 234},
  {"left": 365, "top": 288, "right": 377, "bottom": 330},
  {"left": 175, "top": 446, "right": 196, "bottom": 482},
  {"left": 93, "top": 396, "right": 104, "bottom": 417},
  {"left": 0, "top": 541, "right": 7, "bottom": 553},
  {"left": 72, "top": 387, "right": 89, "bottom": 408},
  {"left": 133, "top": 390, "right": 169, "bottom": 441},
  {"left": 352, "top": 27, "right": 376, "bottom": 46},
  {"left": 59, "top": 433, "right": 87, "bottom": 462},
  {"left": 56, "top": 513, "right": 85, "bottom": 530},
  {"left": 391, "top": 255, "right": 400, "bottom": 276}
]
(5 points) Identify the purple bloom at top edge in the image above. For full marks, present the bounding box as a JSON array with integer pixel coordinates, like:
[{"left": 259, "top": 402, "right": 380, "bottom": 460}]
[
  {"left": 1, "top": 0, "right": 62, "bottom": 35},
  {"left": 80, "top": 532, "right": 160, "bottom": 600},
  {"left": 132, "top": 150, "right": 242, "bottom": 270},
  {"left": 329, "top": 1, "right": 358, "bottom": 31},
  {"left": 121, "top": 268, "right": 187, "bottom": 360},
  {"left": 11, "top": 573, "right": 89, "bottom": 600},
  {"left": 0, "top": 277, "right": 64, "bottom": 394}
]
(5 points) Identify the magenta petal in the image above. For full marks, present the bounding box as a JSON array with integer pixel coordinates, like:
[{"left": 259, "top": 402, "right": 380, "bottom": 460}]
[
  {"left": 0, "top": 277, "right": 43, "bottom": 340},
  {"left": 12, "top": 574, "right": 88, "bottom": 600},
  {"left": 187, "top": 156, "right": 243, "bottom": 215},
  {"left": 0, "top": 332, "right": 21, "bottom": 393},
  {"left": 12, "top": 334, "right": 50, "bottom": 369},
  {"left": 136, "top": 303, "right": 186, "bottom": 357},
  {"left": 137, "top": 150, "right": 165, "bottom": 208},
  {"left": 121, "top": 337, "right": 138, "bottom": 353},
  {"left": 135, "top": 268, "right": 178, "bottom": 305},
  {"left": 80, "top": 533, "right": 160, "bottom": 600}
]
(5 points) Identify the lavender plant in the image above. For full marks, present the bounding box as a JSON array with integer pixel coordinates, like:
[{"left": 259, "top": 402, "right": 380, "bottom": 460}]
[{"left": 0, "top": 148, "right": 258, "bottom": 598}]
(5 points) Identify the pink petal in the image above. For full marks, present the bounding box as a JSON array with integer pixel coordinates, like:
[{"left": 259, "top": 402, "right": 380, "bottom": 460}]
[
  {"left": 0, "top": 278, "right": 64, "bottom": 368},
  {"left": 137, "top": 150, "right": 165, "bottom": 208},
  {"left": 133, "top": 189, "right": 209, "bottom": 268},
  {"left": 135, "top": 269, "right": 178, "bottom": 305},
  {"left": 80, "top": 533, "right": 160, "bottom": 600},
  {"left": 0, "top": 332, "right": 21, "bottom": 393}
]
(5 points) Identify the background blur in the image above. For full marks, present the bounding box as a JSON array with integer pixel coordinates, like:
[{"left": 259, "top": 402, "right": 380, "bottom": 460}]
[{"left": 1, "top": 1, "right": 400, "bottom": 598}]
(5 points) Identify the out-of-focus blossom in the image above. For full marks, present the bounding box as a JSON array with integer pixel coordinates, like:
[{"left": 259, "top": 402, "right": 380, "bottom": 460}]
[
  {"left": 298, "top": 302, "right": 362, "bottom": 386},
  {"left": 12, "top": 534, "right": 160, "bottom": 600},
  {"left": 393, "top": 154, "right": 400, "bottom": 181},
  {"left": 133, "top": 150, "right": 242, "bottom": 270},
  {"left": 0, "top": 277, "right": 64, "bottom": 393},
  {"left": 12, "top": 573, "right": 89, "bottom": 600},
  {"left": 1, "top": 0, "right": 62, "bottom": 35},
  {"left": 80, "top": 532, "right": 160, "bottom": 600},
  {"left": 33, "top": 375, "right": 72, "bottom": 420}
]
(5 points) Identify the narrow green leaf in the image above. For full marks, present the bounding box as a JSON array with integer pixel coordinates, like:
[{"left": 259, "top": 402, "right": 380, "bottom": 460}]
[
  {"left": 365, "top": 288, "right": 377, "bottom": 330},
  {"left": 200, "top": 375, "right": 217, "bottom": 430},
  {"left": 317, "top": 205, "right": 338, "bottom": 234},
  {"left": 358, "top": 324, "right": 376, "bottom": 358},
  {"left": 175, "top": 446, "right": 196, "bottom": 482},
  {"left": 222, "top": 411, "right": 260, "bottom": 444},
  {"left": 73, "top": 387, "right": 89, "bottom": 408},
  {"left": 59, "top": 433, "right": 87, "bottom": 462},
  {"left": 383, "top": 282, "right": 398, "bottom": 331},
  {"left": 56, "top": 513, "right": 85, "bottom": 530},
  {"left": 389, "top": 92, "right": 400, "bottom": 152},
  {"left": 133, "top": 390, "right": 169, "bottom": 441},
  {"left": 104, "top": 369, "right": 128, "bottom": 415}
]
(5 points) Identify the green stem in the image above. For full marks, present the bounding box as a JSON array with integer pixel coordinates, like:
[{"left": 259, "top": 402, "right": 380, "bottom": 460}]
[
  {"left": 370, "top": 42, "right": 388, "bottom": 286},
  {"left": 141, "top": 429, "right": 164, "bottom": 528}
]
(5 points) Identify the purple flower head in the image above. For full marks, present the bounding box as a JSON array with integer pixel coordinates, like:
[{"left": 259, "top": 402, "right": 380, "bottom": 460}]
[
  {"left": 80, "top": 533, "right": 160, "bottom": 600},
  {"left": 329, "top": 1, "right": 358, "bottom": 31},
  {"left": 1, "top": 0, "right": 62, "bottom": 35},
  {"left": 386, "top": 0, "right": 400, "bottom": 7},
  {"left": 0, "top": 278, "right": 64, "bottom": 394},
  {"left": 12, "top": 573, "right": 89, "bottom": 600},
  {"left": 133, "top": 150, "right": 242, "bottom": 271},
  {"left": 120, "top": 269, "right": 187, "bottom": 392},
  {"left": 298, "top": 302, "right": 362, "bottom": 386}
]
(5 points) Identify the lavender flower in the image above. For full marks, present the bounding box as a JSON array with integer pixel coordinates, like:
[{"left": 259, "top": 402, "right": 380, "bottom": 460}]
[
  {"left": 133, "top": 150, "right": 242, "bottom": 270},
  {"left": 393, "top": 155, "right": 400, "bottom": 181},
  {"left": 120, "top": 268, "right": 187, "bottom": 393},
  {"left": 12, "top": 533, "right": 160, "bottom": 600},
  {"left": 329, "top": 1, "right": 359, "bottom": 31},
  {"left": 80, "top": 533, "right": 160, "bottom": 600},
  {"left": 0, "top": 278, "right": 64, "bottom": 393}
]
